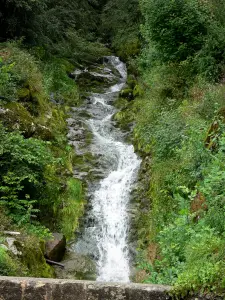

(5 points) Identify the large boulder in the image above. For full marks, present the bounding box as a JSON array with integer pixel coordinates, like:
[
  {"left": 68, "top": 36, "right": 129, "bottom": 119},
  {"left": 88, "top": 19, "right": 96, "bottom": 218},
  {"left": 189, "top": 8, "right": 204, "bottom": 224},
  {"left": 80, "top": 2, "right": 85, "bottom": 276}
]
[{"left": 45, "top": 233, "right": 66, "bottom": 262}]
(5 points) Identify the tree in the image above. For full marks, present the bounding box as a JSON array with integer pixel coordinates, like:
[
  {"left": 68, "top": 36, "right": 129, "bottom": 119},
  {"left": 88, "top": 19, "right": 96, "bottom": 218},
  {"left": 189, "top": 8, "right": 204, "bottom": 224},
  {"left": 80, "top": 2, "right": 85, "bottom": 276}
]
[{"left": 140, "top": 0, "right": 209, "bottom": 62}]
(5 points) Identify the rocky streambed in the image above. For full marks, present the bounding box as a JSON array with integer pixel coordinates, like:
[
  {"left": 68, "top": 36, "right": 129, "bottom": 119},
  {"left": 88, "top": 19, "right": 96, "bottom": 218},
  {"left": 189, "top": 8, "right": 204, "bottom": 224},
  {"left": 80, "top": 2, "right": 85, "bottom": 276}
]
[{"left": 56, "top": 57, "right": 141, "bottom": 282}]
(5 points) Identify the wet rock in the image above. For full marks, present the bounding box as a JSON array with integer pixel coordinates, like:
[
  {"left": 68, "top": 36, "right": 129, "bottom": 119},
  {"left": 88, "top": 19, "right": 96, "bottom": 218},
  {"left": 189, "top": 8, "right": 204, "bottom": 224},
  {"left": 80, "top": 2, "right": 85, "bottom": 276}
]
[
  {"left": 66, "top": 117, "right": 77, "bottom": 127},
  {"left": 87, "top": 168, "right": 107, "bottom": 181},
  {"left": 55, "top": 251, "right": 96, "bottom": 281},
  {"left": 45, "top": 233, "right": 66, "bottom": 262}
]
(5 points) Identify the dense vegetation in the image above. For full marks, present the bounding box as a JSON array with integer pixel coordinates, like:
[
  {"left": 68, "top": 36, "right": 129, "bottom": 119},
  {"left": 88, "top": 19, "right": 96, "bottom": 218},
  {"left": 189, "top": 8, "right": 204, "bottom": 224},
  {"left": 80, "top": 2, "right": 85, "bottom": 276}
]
[
  {"left": 113, "top": 0, "right": 225, "bottom": 297},
  {"left": 1, "top": 0, "right": 225, "bottom": 297},
  {"left": 0, "top": 0, "right": 108, "bottom": 277}
]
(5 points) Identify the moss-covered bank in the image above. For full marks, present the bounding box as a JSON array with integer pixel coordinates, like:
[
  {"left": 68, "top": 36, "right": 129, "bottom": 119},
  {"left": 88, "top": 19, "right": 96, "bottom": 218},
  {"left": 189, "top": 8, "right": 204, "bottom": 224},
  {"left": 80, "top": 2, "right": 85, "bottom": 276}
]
[
  {"left": 0, "top": 42, "right": 88, "bottom": 277},
  {"left": 113, "top": 66, "right": 225, "bottom": 297}
]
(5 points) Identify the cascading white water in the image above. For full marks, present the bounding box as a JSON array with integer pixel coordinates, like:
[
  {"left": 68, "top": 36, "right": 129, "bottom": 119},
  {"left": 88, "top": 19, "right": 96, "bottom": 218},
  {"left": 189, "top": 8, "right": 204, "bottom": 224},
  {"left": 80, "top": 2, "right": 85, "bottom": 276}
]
[{"left": 73, "top": 56, "right": 141, "bottom": 282}]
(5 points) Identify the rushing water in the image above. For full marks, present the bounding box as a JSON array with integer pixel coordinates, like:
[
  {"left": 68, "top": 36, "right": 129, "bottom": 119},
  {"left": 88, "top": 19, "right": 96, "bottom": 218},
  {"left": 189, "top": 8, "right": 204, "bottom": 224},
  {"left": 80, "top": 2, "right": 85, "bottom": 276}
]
[{"left": 72, "top": 57, "right": 141, "bottom": 282}]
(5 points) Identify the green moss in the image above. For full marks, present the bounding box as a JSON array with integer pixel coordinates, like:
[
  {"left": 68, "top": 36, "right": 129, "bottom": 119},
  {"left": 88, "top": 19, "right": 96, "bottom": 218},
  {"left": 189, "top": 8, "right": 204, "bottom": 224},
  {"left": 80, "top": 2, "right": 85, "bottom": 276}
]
[
  {"left": 3, "top": 102, "right": 35, "bottom": 136},
  {"left": 17, "top": 236, "right": 55, "bottom": 278},
  {"left": 17, "top": 88, "right": 30, "bottom": 100},
  {"left": 114, "top": 97, "right": 129, "bottom": 109},
  {"left": 133, "top": 84, "right": 144, "bottom": 97},
  {"left": 120, "top": 88, "right": 134, "bottom": 99},
  {"left": 127, "top": 76, "right": 137, "bottom": 89},
  {"left": 59, "top": 178, "right": 84, "bottom": 240},
  {"left": 30, "top": 91, "right": 49, "bottom": 116},
  {"left": 113, "top": 99, "right": 137, "bottom": 131}
]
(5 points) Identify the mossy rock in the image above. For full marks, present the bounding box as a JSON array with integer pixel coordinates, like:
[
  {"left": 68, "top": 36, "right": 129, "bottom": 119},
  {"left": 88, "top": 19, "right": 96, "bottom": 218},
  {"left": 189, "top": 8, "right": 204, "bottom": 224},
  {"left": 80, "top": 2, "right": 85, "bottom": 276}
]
[
  {"left": 2, "top": 102, "right": 35, "bottom": 137},
  {"left": 114, "top": 97, "right": 129, "bottom": 109},
  {"left": 15, "top": 236, "right": 55, "bottom": 278},
  {"left": 127, "top": 76, "right": 137, "bottom": 89},
  {"left": 33, "top": 124, "right": 54, "bottom": 141},
  {"left": 1, "top": 102, "right": 54, "bottom": 140},
  {"left": 120, "top": 88, "right": 134, "bottom": 100},
  {"left": 73, "top": 152, "right": 96, "bottom": 169},
  {"left": 29, "top": 91, "right": 47, "bottom": 116},
  {"left": 113, "top": 108, "right": 135, "bottom": 132},
  {"left": 17, "top": 88, "right": 30, "bottom": 101},
  {"left": 55, "top": 252, "right": 96, "bottom": 280}
]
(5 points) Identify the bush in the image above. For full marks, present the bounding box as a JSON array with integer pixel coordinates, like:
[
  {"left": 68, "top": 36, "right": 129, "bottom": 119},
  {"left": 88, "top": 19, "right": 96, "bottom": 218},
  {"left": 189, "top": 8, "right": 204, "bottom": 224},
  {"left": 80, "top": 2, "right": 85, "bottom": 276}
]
[
  {"left": 0, "top": 246, "right": 17, "bottom": 276},
  {"left": 140, "top": 0, "right": 225, "bottom": 81},
  {"left": 0, "top": 56, "right": 16, "bottom": 99},
  {"left": 0, "top": 124, "right": 55, "bottom": 222},
  {"left": 140, "top": 0, "right": 209, "bottom": 62},
  {"left": 174, "top": 229, "right": 225, "bottom": 296},
  {"left": 42, "top": 58, "right": 79, "bottom": 106}
]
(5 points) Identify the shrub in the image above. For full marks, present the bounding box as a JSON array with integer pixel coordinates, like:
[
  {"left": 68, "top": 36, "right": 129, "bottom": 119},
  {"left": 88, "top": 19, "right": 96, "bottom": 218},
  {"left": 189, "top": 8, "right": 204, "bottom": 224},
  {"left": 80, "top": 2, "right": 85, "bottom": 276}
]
[
  {"left": 140, "top": 0, "right": 209, "bottom": 62},
  {"left": 0, "top": 124, "right": 54, "bottom": 222},
  {"left": 0, "top": 246, "right": 17, "bottom": 276}
]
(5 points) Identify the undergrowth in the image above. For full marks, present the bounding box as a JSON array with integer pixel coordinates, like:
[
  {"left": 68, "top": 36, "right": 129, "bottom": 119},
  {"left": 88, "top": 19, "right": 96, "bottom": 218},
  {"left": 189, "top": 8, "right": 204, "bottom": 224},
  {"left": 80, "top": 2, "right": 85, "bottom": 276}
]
[{"left": 0, "top": 42, "right": 84, "bottom": 276}]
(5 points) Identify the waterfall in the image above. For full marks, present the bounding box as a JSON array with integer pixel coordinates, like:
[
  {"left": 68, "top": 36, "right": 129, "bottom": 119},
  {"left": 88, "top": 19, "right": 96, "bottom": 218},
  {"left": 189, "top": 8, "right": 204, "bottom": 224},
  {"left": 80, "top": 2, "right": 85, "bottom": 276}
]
[{"left": 72, "top": 56, "right": 141, "bottom": 282}]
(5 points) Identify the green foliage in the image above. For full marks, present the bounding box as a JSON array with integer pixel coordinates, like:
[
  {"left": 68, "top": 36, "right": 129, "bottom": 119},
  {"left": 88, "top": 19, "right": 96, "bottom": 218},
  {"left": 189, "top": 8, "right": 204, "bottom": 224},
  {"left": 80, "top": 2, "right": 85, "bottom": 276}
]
[
  {"left": 0, "top": 43, "right": 85, "bottom": 247},
  {"left": 138, "top": 219, "right": 225, "bottom": 295},
  {"left": 101, "top": 0, "right": 141, "bottom": 59},
  {"left": 8, "top": 43, "right": 44, "bottom": 95},
  {"left": 24, "top": 223, "right": 52, "bottom": 239},
  {"left": 42, "top": 58, "right": 79, "bottom": 106},
  {"left": 198, "top": 132, "right": 225, "bottom": 234},
  {"left": 0, "top": 43, "right": 48, "bottom": 116},
  {"left": 133, "top": 36, "right": 225, "bottom": 294},
  {"left": 140, "top": 0, "right": 225, "bottom": 80},
  {"left": 0, "top": 246, "right": 17, "bottom": 276},
  {"left": 0, "top": 56, "right": 16, "bottom": 99},
  {"left": 173, "top": 227, "right": 225, "bottom": 295},
  {"left": 140, "top": 0, "right": 209, "bottom": 62},
  {"left": 0, "top": 0, "right": 108, "bottom": 64},
  {"left": 151, "top": 109, "right": 186, "bottom": 159},
  {"left": 0, "top": 124, "right": 54, "bottom": 221}
]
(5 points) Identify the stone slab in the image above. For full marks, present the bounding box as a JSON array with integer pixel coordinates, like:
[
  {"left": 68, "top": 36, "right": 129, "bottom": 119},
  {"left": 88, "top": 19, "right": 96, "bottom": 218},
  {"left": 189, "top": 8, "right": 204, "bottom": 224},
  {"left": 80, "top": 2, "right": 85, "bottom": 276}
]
[{"left": 0, "top": 277, "right": 171, "bottom": 300}]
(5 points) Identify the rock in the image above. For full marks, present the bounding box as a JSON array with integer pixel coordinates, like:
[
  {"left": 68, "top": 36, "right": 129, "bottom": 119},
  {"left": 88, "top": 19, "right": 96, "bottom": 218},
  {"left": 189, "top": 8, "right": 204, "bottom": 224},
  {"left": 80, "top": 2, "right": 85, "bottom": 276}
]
[
  {"left": 5, "top": 237, "right": 22, "bottom": 256},
  {"left": 3, "top": 231, "right": 21, "bottom": 236},
  {"left": 17, "top": 88, "right": 30, "bottom": 101},
  {"left": 55, "top": 251, "right": 96, "bottom": 281},
  {"left": 33, "top": 124, "right": 54, "bottom": 140},
  {"left": 0, "top": 277, "right": 172, "bottom": 300},
  {"left": 45, "top": 233, "right": 66, "bottom": 262},
  {"left": 0, "top": 107, "right": 9, "bottom": 114},
  {"left": 1, "top": 102, "right": 35, "bottom": 137},
  {"left": 120, "top": 88, "right": 134, "bottom": 100}
]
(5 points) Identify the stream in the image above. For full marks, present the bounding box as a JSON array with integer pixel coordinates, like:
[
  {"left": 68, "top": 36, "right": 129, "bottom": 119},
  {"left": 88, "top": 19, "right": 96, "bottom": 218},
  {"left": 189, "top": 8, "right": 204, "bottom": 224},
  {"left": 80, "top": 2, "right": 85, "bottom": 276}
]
[{"left": 68, "top": 56, "right": 141, "bottom": 282}]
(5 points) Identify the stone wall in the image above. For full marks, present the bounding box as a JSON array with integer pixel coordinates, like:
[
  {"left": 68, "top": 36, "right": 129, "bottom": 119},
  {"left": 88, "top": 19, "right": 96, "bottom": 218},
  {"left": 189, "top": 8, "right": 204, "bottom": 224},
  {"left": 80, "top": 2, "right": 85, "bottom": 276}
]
[{"left": 0, "top": 277, "right": 171, "bottom": 300}]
